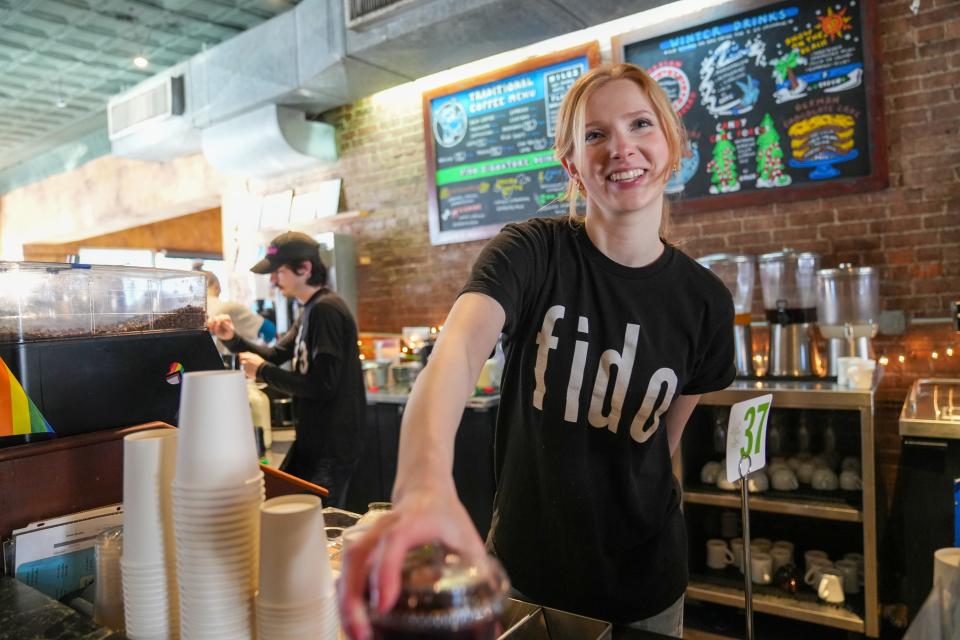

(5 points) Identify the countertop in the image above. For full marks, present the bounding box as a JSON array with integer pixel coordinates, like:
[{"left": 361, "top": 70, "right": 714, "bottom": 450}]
[
  {"left": 0, "top": 574, "right": 672, "bottom": 640},
  {"left": 0, "top": 576, "right": 122, "bottom": 639},
  {"left": 367, "top": 385, "right": 500, "bottom": 410}
]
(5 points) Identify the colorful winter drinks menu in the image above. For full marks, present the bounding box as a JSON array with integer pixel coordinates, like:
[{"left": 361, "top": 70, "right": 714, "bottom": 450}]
[{"left": 615, "top": 0, "right": 887, "bottom": 214}]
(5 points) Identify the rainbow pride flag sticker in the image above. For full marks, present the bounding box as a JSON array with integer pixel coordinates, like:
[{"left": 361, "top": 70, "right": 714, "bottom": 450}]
[
  {"left": 166, "top": 362, "right": 184, "bottom": 385},
  {"left": 0, "top": 357, "right": 54, "bottom": 437}
]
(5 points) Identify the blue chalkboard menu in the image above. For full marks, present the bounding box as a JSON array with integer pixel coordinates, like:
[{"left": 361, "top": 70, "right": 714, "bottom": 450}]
[
  {"left": 614, "top": 0, "right": 886, "bottom": 214},
  {"left": 423, "top": 43, "right": 600, "bottom": 246}
]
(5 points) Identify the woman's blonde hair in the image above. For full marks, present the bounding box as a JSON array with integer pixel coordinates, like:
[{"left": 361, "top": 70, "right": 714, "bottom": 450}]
[{"left": 554, "top": 63, "right": 686, "bottom": 239}]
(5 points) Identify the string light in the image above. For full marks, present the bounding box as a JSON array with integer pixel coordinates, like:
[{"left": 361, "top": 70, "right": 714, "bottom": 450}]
[{"left": 876, "top": 345, "right": 959, "bottom": 368}]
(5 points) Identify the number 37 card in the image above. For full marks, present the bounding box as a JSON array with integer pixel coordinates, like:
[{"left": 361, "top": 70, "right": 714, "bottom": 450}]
[{"left": 725, "top": 394, "right": 773, "bottom": 484}]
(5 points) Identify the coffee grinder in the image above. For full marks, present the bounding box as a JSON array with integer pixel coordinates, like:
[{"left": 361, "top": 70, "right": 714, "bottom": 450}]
[
  {"left": 698, "top": 254, "right": 755, "bottom": 376},
  {"left": 816, "top": 264, "right": 879, "bottom": 376},
  {"left": 758, "top": 249, "right": 822, "bottom": 377}
]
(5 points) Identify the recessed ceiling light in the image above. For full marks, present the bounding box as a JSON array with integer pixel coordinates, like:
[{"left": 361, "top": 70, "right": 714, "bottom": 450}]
[
  {"left": 133, "top": 55, "right": 149, "bottom": 69},
  {"left": 56, "top": 97, "right": 67, "bottom": 108}
]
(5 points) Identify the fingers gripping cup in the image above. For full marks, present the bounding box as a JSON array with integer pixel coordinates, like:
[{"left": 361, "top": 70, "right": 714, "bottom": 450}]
[{"left": 369, "top": 543, "right": 509, "bottom": 639}]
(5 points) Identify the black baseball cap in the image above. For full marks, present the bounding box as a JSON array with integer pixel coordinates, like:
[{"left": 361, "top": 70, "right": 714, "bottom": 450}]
[{"left": 250, "top": 231, "right": 320, "bottom": 274}]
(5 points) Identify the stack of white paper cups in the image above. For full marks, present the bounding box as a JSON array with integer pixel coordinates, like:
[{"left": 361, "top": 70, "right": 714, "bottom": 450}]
[
  {"left": 121, "top": 429, "right": 180, "bottom": 639},
  {"left": 257, "top": 495, "right": 340, "bottom": 640},
  {"left": 173, "top": 371, "right": 264, "bottom": 640}
]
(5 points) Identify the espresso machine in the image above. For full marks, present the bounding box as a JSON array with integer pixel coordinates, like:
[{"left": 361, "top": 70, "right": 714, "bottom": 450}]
[
  {"left": 758, "top": 249, "right": 822, "bottom": 377},
  {"left": 698, "top": 253, "right": 755, "bottom": 376},
  {"left": 816, "top": 264, "right": 879, "bottom": 376}
]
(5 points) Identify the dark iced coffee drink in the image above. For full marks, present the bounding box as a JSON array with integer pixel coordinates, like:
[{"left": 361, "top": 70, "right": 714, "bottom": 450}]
[{"left": 369, "top": 543, "right": 508, "bottom": 640}]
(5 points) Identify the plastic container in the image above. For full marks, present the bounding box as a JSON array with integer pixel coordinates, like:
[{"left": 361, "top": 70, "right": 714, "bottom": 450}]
[
  {"left": 758, "top": 249, "right": 820, "bottom": 321},
  {"left": 0, "top": 261, "right": 205, "bottom": 343},
  {"left": 697, "top": 253, "right": 755, "bottom": 319}
]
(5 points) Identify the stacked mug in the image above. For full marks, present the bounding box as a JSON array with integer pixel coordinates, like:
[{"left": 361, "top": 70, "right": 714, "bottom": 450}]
[
  {"left": 256, "top": 495, "right": 340, "bottom": 639},
  {"left": 172, "top": 371, "right": 264, "bottom": 640},
  {"left": 121, "top": 428, "right": 181, "bottom": 640}
]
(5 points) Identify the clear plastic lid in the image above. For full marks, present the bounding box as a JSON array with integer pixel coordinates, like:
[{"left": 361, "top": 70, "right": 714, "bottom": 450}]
[
  {"left": 697, "top": 253, "right": 755, "bottom": 314},
  {"left": 369, "top": 543, "right": 509, "bottom": 633},
  {"left": 0, "top": 261, "right": 205, "bottom": 342}
]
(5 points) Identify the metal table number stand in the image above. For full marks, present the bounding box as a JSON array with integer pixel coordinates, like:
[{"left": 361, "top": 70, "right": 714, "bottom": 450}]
[{"left": 726, "top": 394, "right": 774, "bottom": 640}]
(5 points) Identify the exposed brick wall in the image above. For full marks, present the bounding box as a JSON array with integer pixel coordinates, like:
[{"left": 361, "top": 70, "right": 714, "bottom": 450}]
[
  {"left": 323, "top": 0, "right": 958, "bottom": 334},
  {"left": 316, "top": 1, "right": 959, "bottom": 579}
]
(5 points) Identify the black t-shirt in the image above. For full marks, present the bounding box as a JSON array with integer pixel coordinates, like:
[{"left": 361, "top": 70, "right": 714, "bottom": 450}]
[
  {"left": 228, "top": 289, "right": 365, "bottom": 469},
  {"left": 461, "top": 217, "right": 735, "bottom": 623}
]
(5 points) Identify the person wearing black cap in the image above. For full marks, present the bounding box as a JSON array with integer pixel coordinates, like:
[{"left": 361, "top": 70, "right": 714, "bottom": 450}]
[{"left": 207, "top": 231, "right": 366, "bottom": 508}]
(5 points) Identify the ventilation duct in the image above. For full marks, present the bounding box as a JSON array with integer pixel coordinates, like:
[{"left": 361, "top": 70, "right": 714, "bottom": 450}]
[
  {"left": 343, "top": 0, "right": 588, "bottom": 80},
  {"left": 201, "top": 104, "right": 337, "bottom": 179},
  {"left": 108, "top": 64, "right": 201, "bottom": 162},
  {"left": 107, "top": 0, "right": 674, "bottom": 175}
]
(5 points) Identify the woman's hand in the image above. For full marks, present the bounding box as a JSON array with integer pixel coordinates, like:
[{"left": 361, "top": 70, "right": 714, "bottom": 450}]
[
  {"left": 338, "top": 484, "right": 486, "bottom": 640},
  {"left": 206, "top": 314, "right": 236, "bottom": 341}
]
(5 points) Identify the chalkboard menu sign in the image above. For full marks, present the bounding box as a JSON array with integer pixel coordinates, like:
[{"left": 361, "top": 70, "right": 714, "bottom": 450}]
[
  {"left": 423, "top": 43, "right": 600, "bottom": 246},
  {"left": 614, "top": 0, "right": 886, "bottom": 214}
]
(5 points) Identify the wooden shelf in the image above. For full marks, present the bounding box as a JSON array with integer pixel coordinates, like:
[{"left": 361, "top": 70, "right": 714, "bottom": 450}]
[
  {"left": 260, "top": 210, "right": 369, "bottom": 234},
  {"left": 687, "top": 580, "right": 866, "bottom": 634},
  {"left": 684, "top": 490, "right": 863, "bottom": 522}
]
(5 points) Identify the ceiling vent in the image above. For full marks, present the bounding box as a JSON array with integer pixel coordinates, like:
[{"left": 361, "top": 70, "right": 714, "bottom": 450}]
[
  {"left": 109, "top": 65, "right": 202, "bottom": 162},
  {"left": 108, "top": 75, "right": 184, "bottom": 140},
  {"left": 345, "top": 0, "right": 419, "bottom": 28}
]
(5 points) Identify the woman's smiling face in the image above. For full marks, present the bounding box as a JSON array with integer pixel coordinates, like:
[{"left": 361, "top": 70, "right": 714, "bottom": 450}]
[{"left": 562, "top": 78, "right": 671, "bottom": 219}]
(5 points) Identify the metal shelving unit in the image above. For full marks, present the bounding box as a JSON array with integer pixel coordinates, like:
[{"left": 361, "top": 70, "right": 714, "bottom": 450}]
[{"left": 680, "top": 380, "right": 879, "bottom": 638}]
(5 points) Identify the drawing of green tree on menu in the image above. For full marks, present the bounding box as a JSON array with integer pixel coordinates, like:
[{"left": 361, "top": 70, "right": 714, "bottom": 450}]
[
  {"left": 707, "top": 137, "right": 740, "bottom": 194},
  {"left": 771, "top": 49, "right": 808, "bottom": 103},
  {"left": 756, "top": 113, "right": 792, "bottom": 188}
]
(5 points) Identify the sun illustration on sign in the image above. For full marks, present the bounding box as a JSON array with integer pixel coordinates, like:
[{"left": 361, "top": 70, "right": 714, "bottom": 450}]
[{"left": 818, "top": 6, "right": 853, "bottom": 41}]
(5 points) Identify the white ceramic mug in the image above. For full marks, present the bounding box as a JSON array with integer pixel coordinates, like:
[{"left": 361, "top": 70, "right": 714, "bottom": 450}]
[
  {"left": 840, "top": 470, "right": 863, "bottom": 491},
  {"left": 717, "top": 473, "right": 737, "bottom": 491},
  {"left": 804, "top": 549, "right": 830, "bottom": 574},
  {"left": 797, "top": 460, "right": 817, "bottom": 484},
  {"left": 701, "top": 461, "right": 722, "bottom": 484},
  {"left": 843, "top": 552, "right": 865, "bottom": 584},
  {"left": 771, "top": 546, "right": 793, "bottom": 572},
  {"left": 817, "top": 570, "right": 846, "bottom": 603},
  {"left": 751, "top": 552, "right": 774, "bottom": 585},
  {"left": 771, "top": 468, "right": 799, "bottom": 491},
  {"left": 706, "top": 539, "right": 736, "bottom": 570},
  {"left": 752, "top": 538, "right": 773, "bottom": 553},
  {"left": 805, "top": 559, "right": 835, "bottom": 587},
  {"left": 835, "top": 559, "right": 860, "bottom": 594},
  {"left": 747, "top": 470, "right": 769, "bottom": 492},
  {"left": 811, "top": 467, "right": 839, "bottom": 491}
]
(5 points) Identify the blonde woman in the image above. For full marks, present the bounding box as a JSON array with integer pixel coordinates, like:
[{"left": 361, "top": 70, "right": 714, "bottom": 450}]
[{"left": 340, "top": 63, "right": 735, "bottom": 638}]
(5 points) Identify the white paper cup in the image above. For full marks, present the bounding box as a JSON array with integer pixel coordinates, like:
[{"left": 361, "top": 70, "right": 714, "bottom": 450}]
[
  {"left": 175, "top": 371, "right": 259, "bottom": 489},
  {"left": 258, "top": 494, "right": 333, "bottom": 606},
  {"left": 123, "top": 429, "right": 178, "bottom": 567}
]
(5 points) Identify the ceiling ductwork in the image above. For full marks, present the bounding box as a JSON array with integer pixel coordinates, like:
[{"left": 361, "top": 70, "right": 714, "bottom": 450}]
[
  {"left": 108, "top": 0, "right": 670, "bottom": 178},
  {"left": 201, "top": 104, "right": 337, "bottom": 178}
]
